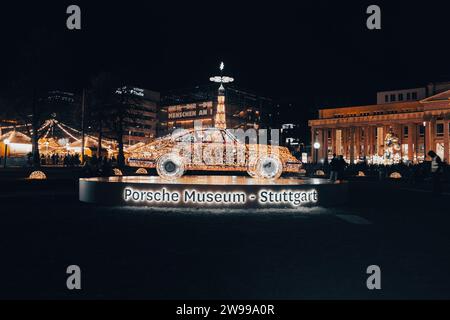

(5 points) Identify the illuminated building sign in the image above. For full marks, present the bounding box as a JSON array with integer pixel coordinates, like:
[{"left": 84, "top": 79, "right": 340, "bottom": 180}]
[
  {"left": 258, "top": 189, "right": 318, "bottom": 206},
  {"left": 116, "top": 86, "right": 145, "bottom": 97},
  {"left": 123, "top": 187, "right": 317, "bottom": 207},
  {"left": 167, "top": 102, "right": 213, "bottom": 120}
]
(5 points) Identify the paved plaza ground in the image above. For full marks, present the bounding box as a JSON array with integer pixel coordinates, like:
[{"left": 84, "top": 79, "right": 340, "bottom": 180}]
[{"left": 0, "top": 169, "right": 449, "bottom": 299}]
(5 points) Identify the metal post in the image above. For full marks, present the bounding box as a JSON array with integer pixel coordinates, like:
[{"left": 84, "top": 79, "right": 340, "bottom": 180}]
[
  {"left": 3, "top": 144, "right": 7, "bottom": 169},
  {"left": 81, "top": 89, "right": 86, "bottom": 164}
]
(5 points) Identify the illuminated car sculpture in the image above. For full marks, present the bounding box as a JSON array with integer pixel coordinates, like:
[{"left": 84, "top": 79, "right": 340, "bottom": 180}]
[{"left": 127, "top": 128, "right": 301, "bottom": 180}]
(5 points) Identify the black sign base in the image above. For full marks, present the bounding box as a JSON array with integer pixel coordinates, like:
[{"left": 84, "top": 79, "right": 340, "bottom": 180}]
[{"left": 79, "top": 175, "right": 348, "bottom": 209}]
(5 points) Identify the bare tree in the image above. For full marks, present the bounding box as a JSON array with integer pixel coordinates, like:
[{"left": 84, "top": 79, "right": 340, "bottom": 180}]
[
  {"left": 88, "top": 72, "right": 140, "bottom": 167},
  {"left": 88, "top": 73, "right": 118, "bottom": 159},
  {"left": 4, "top": 29, "right": 59, "bottom": 167},
  {"left": 108, "top": 87, "right": 140, "bottom": 167}
]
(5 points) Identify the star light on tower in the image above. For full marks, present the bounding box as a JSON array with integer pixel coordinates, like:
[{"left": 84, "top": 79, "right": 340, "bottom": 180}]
[{"left": 210, "top": 61, "right": 234, "bottom": 129}]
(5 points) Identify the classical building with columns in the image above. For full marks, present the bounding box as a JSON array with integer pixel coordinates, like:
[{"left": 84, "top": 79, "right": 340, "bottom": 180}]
[{"left": 308, "top": 89, "right": 450, "bottom": 164}]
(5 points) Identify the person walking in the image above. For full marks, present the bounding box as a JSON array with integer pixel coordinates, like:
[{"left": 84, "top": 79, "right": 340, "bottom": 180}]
[
  {"left": 428, "top": 150, "right": 443, "bottom": 196},
  {"left": 329, "top": 153, "right": 339, "bottom": 182},
  {"left": 337, "top": 155, "right": 346, "bottom": 182}
]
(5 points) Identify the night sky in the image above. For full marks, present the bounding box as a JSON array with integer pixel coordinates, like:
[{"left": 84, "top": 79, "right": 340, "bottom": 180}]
[{"left": 0, "top": 1, "right": 449, "bottom": 119}]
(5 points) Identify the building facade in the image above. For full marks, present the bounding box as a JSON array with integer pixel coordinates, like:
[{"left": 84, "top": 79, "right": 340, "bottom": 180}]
[
  {"left": 281, "top": 123, "right": 301, "bottom": 147},
  {"left": 376, "top": 87, "right": 426, "bottom": 105},
  {"left": 309, "top": 85, "right": 450, "bottom": 164},
  {"left": 376, "top": 81, "right": 450, "bottom": 105},
  {"left": 158, "top": 85, "right": 275, "bottom": 137},
  {"left": 116, "top": 87, "right": 160, "bottom": 145}
]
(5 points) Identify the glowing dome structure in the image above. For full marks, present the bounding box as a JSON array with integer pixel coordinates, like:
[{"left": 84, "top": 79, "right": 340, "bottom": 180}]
[
  {"left": 390, "top": 172, "right": 402, "bottom": 179},
  {"left": 113, "top": 168, "right": 123, "bottom": 176},
  {"left": 29, "top": 171, "right": 47, "bottom": 180},
  {"left": 135, "top": 168, "right": 148, "bottom": 174}
]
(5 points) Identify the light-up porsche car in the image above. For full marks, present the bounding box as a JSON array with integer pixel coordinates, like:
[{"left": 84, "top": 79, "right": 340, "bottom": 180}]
[{"left": 126, "top": 128, "right": 301, "bottom": 180}]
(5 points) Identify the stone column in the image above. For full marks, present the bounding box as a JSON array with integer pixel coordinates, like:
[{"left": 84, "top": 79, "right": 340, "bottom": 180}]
[
  {"left": 354, "top": 127, "right": 360, "bottom": 160},
  {"left": 336, "top": 128, "right": 343, "bottom": 156},
  {"left": 396, "top": 124, "right": 403, "bottom": 159},
  {"left": 331, "top": 128, "right": 336, "bottom": 155},
  {"left": 425, "top": 118, "right": 435, "bottom": 160},
  {"left": 323, "top": 128, "right": 329, "bottom": 161},
  {"left": 349, "top": 127, "right": 355, "bottom": 164},
  {"left": 322, "top": 128, "right": 326, "bottom": 161},
  {"left": 377, "top": 126, "right": 384, "bottom": 157},
  {"left": 370, "top": 126, "right": 376, "bottom": 158},
  {"left": 416, "top": 123, "right": 421, "bottom": 161},
  {"left": 363, "top": 126, "right": 369, "bottom": 158},
  {"left": 444, "top": 119, "right": 449, "bottom": 163},
  {"left": 342, "top": 128, "right": 347, "bottom": 160},
  {"left": 408, "top": 123, "right": 415, "bottom": 162},
  {"left": 413, "top": 122, "right": 418, "bottom": 162}
]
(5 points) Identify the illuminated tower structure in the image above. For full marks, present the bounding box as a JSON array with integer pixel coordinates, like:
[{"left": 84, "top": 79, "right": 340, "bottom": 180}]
[{"left": 209, "top": 62, "right": 234, "bottom": 129}]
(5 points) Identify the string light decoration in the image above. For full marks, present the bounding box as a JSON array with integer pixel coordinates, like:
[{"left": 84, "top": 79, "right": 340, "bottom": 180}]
[
  {"left": 28, "top": 171, "right": 47, "bottom": 180},
  {"left": 255, "top": 155, "right": 283, "bottom": 180},
  {"left": 0, "top": 123, "right": 30, "bottom": 130},
  {"left": 390, "top": 172, "right": 402, "bottom": 179},
  {"left": 39, "top": 119, "right": 117, "bottom": 153},
  {"left": 127, "top": 128, "right": 301, "bottom": 179},
  {"left": 57, "top": 120, "right": 117, "bottom": 151},
  {"left": 42, "top": 124, "right": 52, "bottom": 140},
  {"left": 315, "top": 170, "right": 325, "bottom": 176},
  {"left": 384, "top": 128, "right": 401, "bottom": 164},
  {"left": 210, "top": 62, "right": 234, "bottom": 129},
  {"left": 0, "top": 121, "right": 47, "bottom": 136},
  {"left": 37, "top": 120, "right": 52, "bottom": 133},
  {"left": 135, "top": 168, "right": 148, "bottom": 174},
  {"left": 113, "top": 168, "right": 123, "bottom": 176}
]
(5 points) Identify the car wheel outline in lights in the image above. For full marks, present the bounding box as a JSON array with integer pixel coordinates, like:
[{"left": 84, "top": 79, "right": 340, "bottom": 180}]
[{"left": 156, "top": 153, "right": 185, "bottom": 180}]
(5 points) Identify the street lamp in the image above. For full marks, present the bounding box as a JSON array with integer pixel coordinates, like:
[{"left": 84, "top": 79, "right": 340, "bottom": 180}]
[
  {"left": 3, "top": 138, "right": 10, "bottom": 168},
  {"left": 65, "top": 143, "right": 70, "bottom": 155},
  {"left": 313, "top": 142, "right": 321, "bottom": 163},
  {"left": 129, "top": 130, "right": 132, "bottom": 147}
]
